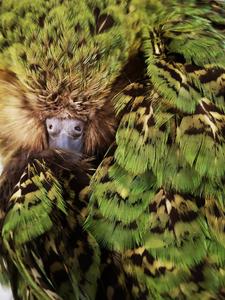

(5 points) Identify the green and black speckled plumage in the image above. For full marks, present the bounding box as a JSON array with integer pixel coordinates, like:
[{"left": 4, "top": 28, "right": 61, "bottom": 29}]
[
  {"left": 0, "top": 0, "right": 225, "bottom": 299},
  {"left": 87, "top": 1, "right": 225, "bottom": 299}
]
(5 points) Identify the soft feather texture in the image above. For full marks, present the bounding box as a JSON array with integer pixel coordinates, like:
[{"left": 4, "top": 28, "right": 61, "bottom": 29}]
[
  {"left": 86, "top": 1, "right": 225, "bottom": 299},
  {"left": 1, "top": 0, "right": 225, "bottom": 300},
  {"left": 0, "top": 1, "right": 140, "bottom": 299},
  {"left": 0, "top": 0, "right": 139, "bottom": 164}
]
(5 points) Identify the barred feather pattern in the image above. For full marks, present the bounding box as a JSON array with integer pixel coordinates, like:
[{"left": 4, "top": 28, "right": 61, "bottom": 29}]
[
  {"left": 0, "top": 150, "right": 142, "bottom": 300},
  {"left": 0, "top": 0, "right": 138, "bottom": 163},
  {"left": 86, "top": 1, "right": 225, "bottom": 299},
  {"left": 1, "top": 152, "right": 102, "bottom": 300},
  {"left": 1, "top": 0, "right": 225, "bottom": 299}
]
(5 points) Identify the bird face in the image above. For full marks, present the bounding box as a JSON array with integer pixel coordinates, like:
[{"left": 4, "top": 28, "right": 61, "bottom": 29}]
[
  {"left": 0, "top": 0, "right": 137, "bottom": 164},
  {"left": 46, "top": 118, "right": 85, "bottom": 154}
]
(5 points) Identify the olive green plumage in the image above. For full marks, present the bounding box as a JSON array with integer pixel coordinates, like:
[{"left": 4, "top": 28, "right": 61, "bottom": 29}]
[
  {"left": 1, "top": 0, "right": 225, "bottom": 300},
  {"left": 1, "top": 151, "right": 99, "bottom": 300},
  {"left": 86, "top": 0, "right": 225, "bottom": 299},
  {"left": 0, "top": 0, "right": 136, "bottom": 88}
]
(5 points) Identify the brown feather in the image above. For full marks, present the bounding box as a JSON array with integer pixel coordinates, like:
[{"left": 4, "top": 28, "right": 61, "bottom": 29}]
[
  {"left": 0, "top": 69, "right": 118, "bottom": 163},
  {"left": 0, "top": 70, "right": 46, "bottom": 165},
  {"left": 0, "top": 52, "right": 144, "bottom": 166}
]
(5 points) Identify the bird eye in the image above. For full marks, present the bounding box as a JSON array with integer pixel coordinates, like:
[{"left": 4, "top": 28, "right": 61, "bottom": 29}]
[
  {"left": 74, "top": 125, "right": 81, "bottom": 132},
  {"left": 46, "top": 117, "right": 84, "bottom": 152},
  {"left": 46, "top": 118, "right": 61, "bottom": 136}
]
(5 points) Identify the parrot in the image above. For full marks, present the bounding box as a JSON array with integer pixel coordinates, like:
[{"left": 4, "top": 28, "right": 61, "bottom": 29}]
[
  {"left": 0, "top": 0, "right": 139, "bottom": 299},
  {"left": 86, "top": 0, "right": 225, "bottom": 299},
  {"left": 0, "top": 0, "right": 225, "bottom": 300}
]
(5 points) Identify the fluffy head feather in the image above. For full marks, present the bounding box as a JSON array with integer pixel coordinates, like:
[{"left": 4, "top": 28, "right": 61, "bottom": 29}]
[{"left": 0, "top": 0, "right": 139, "bottom": 164}]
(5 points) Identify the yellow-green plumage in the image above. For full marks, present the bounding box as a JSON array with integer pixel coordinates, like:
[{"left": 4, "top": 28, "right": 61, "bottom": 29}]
[
  {"left": 86, "top": 1, "right": 225, "bottom": 299},
  {"left": 1, "top": 152, "right": 101, "bottom": 300},
  {"left": 0, "top": 0, "right": 225, "bottom": 299}
]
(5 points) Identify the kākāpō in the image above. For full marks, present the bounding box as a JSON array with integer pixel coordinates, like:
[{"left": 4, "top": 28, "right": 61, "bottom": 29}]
[
  {"left": 0, "top": 1, "right": 139, "bottom": 299},
  {"left": 0, "top": 0, "right": 225, "bottom": 299}
]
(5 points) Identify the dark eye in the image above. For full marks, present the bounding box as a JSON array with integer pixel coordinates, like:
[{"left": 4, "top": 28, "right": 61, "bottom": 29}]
[
  {"left": 46, "top": 119, "right": 61, "bottom": 136},
  {"left": 74, "top": 125, "right": 81, "bottom": 132}
]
